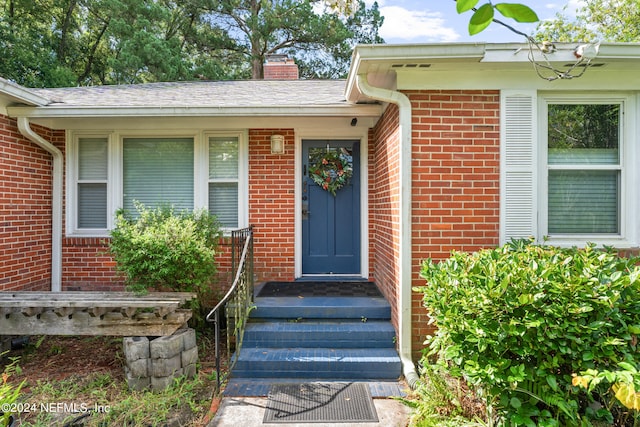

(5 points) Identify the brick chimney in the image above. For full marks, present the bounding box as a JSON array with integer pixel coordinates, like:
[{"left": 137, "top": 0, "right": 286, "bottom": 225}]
[{"left": 263, "top": 54, "right": 299, "bottom": 80}]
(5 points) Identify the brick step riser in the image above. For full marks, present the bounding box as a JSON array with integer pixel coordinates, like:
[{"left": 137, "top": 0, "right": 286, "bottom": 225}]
[
  {"left": 250, "top": 307, "right": 391, "bottom": 320},
  {"left": 230, "top": 369, "right": 401, "bottom": 380},
  {"left": 232, "top": 348, "right": 402, "bottom": 380},
  {"left": 242, "top": 320, "right": 397, "bottom": 348},
  {"left": 243, "top": 339, "right": 395, "bottom": 349},
  {"left": 243, "top": 333, "right": 396, "bottom": 349},
  {"left": 232, "top": 360, "right": 402, "bottom": 380}
]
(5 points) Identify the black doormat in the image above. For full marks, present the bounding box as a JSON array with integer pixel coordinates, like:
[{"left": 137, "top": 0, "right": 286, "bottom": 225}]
[
  {"left": 257, "top": 281, "right": 382, "bottom": 298},
  {"left": 264, "top": 382, "right": 378, "bottom": 424}
]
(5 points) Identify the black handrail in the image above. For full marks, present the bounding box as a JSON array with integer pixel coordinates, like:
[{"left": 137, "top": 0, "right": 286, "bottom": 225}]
[{"left": 206, "top": 226, "right": 254, "bottom": 392}]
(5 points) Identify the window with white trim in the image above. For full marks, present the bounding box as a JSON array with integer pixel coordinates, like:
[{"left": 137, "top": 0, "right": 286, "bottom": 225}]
[
  {"left": 545, "top": 103, "right": 621, "bottom": 235},
  {"left": 501, "top": 91, "right": 637, "bottom": 247},
  {"left": 123, "top": 137, "right": 194, "bottom": 214},
  {"left": 208, "top": 136, "right": 239, "bottom": 228},
  {"left": 67, "top": 132, "right": 247, "bottom": 236},
  {"left": 76, "top": 137, "right": 108, "bottom": 229}
]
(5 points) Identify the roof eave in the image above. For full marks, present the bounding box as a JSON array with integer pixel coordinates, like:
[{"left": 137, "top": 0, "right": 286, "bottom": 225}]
[
  {"left": 345, "top": 42, "right": 640, "bottom": 102},
  {"left": 7, "top": 104, "right": 383, "bottom": 119},
  {"left": 0, "top": 78, "right": 51, "bottom": 107},
  {"left": 345, "top": 42, "right": 487, "bottom": 102}
]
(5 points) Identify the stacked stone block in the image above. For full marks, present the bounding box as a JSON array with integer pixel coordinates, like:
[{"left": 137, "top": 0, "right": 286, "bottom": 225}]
[{"left": 123, "top": 328, "right": 198, "bottom": 391}]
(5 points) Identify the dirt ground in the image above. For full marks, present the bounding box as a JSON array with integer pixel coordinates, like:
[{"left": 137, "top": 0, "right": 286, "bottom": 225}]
[{"left": 8, "top": 336, "right": 125, "bottom": 388}]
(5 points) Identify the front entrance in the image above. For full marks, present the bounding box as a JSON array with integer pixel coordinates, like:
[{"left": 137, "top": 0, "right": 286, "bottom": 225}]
[{"left": 302, "top": 140, "right": 360, "bottom": 275}]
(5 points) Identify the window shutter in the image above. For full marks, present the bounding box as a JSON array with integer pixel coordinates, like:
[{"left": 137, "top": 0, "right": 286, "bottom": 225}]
[{"left": 500, "top": 91, "right": 537, "bottom": 243}]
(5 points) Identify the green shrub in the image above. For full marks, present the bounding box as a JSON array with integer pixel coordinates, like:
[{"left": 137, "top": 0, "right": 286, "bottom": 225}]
[
  {"left": 109, "top": 202, "right": 221, "bottom": 296},
  {"left": 416, "top": 240, "right": 640, "bottom": 426}
]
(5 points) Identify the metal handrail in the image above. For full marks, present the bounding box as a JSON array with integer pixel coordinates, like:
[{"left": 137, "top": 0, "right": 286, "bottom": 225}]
[{"left": 206, "top": 226, "right": 254, "bottom": 392}]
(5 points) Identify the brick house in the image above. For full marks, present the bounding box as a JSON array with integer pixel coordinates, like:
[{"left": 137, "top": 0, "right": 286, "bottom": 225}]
[{"left": 2, "top": 42, "right": 640, "bottom": 381}]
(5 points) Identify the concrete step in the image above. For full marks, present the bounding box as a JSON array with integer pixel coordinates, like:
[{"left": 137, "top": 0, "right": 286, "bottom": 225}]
[
  {"left": 250, "top": 296, "right": 391, "bottom": 320},
  {"left": 232, "top": 347, "right": 402, "bottom": 380},
  {"left": 243, "top": 320, "right": 397, "bottom": 349}
]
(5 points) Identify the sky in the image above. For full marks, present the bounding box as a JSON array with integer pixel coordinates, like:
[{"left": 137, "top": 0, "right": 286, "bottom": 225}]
[{"left": 371, "top": 1, "right": 584, "bottom": 44}]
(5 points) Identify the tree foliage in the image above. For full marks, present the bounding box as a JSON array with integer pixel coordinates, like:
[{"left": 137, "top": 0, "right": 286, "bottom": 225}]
[
  {"left": 0, "top": 0, "right": 382, "bottom": 87},
  {"left": 179, "top": 0, "right": 382, "bottom": 79},
  {"left": 535, "top": 0, "right": 640, "bottom": 43},
  {"left": 454, "top": 0, "right": 538, "bottom": 35}
]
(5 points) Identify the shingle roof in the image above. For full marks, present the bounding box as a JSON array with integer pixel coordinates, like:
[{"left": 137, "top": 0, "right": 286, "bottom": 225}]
[{"left": 30, "top": 79, "right": 350, "bottom": 108}]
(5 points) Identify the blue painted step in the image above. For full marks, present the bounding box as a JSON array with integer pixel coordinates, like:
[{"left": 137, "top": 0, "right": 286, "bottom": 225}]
[
  {"left": 226, "top": 285, "right": 403, "bottom": 396},
  {"left": 224, "top": 379, "right": 406, "bottom": 398},
  {"left": 232, "top": 348, "right": 402, "bottom": 380},
  {"left": 251, "top": 295, "right": 391, "bottom": 320},
  {"left": 243, "top": 321, "right": 397, "bottom": 348}
]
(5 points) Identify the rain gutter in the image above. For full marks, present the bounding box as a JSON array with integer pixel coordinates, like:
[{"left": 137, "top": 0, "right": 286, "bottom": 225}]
[
  {"left": 356, "top": 74, "right": 421, "bottom": 389},
  {"left": 17, "top": 117, "right": 63, "bottom": 292}
]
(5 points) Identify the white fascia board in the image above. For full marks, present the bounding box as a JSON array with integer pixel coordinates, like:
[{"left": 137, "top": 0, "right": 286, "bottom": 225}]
[
  {"left": 483, "top": 42, "right": 640, "bottom": 64},
  {"left": 7, "top": 104, "right": 383, "bottom": 119},
  {"left": 0, "top": 78, "right": 51, "bottom": 106},
  {"left": 352, "top": 42, "right": 487, "bottom": 63},
  {"left": 396, "top": 68, "right": 640, "bottom": 91}
]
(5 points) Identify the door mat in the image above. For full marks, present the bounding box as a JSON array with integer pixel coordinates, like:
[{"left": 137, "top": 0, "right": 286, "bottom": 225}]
[
  {"left": 257, "top": 281, "right": 382, "bottom": 298},
  {"left": 263, "top": 382, "right": 379, "bottom": 424}
]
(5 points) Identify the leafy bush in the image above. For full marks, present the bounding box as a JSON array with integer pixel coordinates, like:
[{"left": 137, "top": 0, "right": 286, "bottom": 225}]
[
  {"left": 417, "top": 240, "right": 640, "bottom": 426},
  {"left": 109, "top": 202, "right": 221, "bottom": 296},
  {"left": 1, "top": 353, "right": 25, "bottom": 427}
]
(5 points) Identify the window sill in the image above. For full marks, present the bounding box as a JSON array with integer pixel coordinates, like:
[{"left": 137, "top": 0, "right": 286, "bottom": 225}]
[{"left": 541, "top": 235, "right": 637, "bottom": 249}]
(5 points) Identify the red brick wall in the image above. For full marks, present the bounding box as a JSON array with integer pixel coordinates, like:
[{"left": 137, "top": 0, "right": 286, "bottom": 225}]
[
  {"left": 0, "top": 115, "right": 56, "bottom": 291},
  {"left": 61, "top": 237, "right": 123, "bottom": 291},
  {"left": 369, "top": 104, "right": 402, "bottom": 334},
  {"left": 369, "top": 90, "right": 501, "bottom": 359},
  {"left": 408, "top": 90, "right": 501, "bottom": 357},
  {"left": 248, "top": 129, "right": 296, "bottom": 282}
]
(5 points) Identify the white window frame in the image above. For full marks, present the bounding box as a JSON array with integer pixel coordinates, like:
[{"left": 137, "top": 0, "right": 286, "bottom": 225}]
[
  {"left": 66, "top": 130, "right": 248, "bottom": 237},
  {"left": 203, "top": 131, "right": 249, "bottom": 232},
  {"left": 538, "top": 93, "right": 638, "bottom": 247},
  {"left": 66, "top": 133, "right": 114, "bottom": 236}
]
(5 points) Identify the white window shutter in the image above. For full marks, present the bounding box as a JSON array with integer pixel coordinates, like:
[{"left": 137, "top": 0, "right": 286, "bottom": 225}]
[{"left": 500, "top": 91, "right": 537, "bottom": 243}]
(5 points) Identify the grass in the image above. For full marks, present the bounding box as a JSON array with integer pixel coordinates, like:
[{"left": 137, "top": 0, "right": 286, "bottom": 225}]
[
  {"left": 3, "top": 333, "right": 221, "bottom": 427},
  {"left": 17, "top": 373, "right": 212, "bottom": 426},
  {"left": 401, "top": 363, "right": 489, "bottom": 427}
]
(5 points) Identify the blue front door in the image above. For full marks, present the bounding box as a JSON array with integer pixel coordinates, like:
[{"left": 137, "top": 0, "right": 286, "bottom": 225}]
[{"left": 302, "top": 140, "right": 360, "bottom": 275}]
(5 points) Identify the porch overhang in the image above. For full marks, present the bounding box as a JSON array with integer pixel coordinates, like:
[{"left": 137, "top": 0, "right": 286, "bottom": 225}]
[
  {"left": 345, "top": 42, "right": 640, "bottom": 102},
  {"left": 7, "top": 104, "right": 383, "bottom": 120}
]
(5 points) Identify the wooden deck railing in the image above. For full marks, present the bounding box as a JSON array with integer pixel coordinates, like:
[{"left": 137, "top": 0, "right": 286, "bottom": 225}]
[{"left": 206, "top": 226, "right": 254, "bottom": 392}]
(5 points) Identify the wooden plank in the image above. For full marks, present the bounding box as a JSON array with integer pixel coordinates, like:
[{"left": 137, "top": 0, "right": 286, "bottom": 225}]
[
  {"left": 0, "top": 290, "right": 196, "bottom": 308},
  {"left": 0, "top": 309, "right": 192, "bottom": 336},
  {"left": 0, "top": 301, "right": 184, "bottom": 309},
  {"left": 0, "top": 291, "right": 196, "bottom": 304}
]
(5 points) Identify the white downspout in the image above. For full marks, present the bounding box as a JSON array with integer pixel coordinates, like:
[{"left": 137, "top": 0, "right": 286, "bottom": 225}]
[
  {"left": 356, "top": 75, "right": 421, "bottom": 388},
  {"left": 17, "top": 117, "right": 63, "bottom": 292}
]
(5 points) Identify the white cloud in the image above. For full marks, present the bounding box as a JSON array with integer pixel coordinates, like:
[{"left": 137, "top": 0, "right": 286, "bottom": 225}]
[
  {"left": 544, "top": 0, "right": 584, "bottom": 16},
  {"left": 379, "top": 6, "right": 460, "bottom": 42}
]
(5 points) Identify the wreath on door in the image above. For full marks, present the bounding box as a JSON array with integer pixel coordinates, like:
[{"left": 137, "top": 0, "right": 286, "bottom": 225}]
[{"left": 309, "top": 150, "right": 353, "bottom": 196}]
